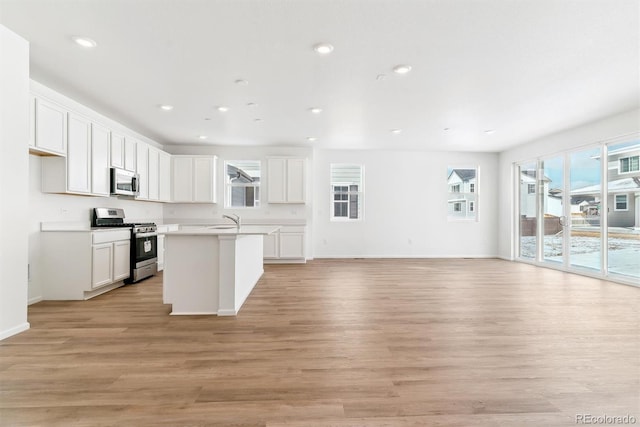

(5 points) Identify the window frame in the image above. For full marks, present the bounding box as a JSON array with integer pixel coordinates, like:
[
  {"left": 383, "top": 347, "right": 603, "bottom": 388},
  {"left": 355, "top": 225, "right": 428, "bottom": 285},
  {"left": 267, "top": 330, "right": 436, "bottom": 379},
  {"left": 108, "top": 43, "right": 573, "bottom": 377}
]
[
  {"left": 527, "top": 183, "right": 536, "bottom": 194},
  {"left": 619, "top": 155, "right": 640, "bottom": 174},
  {"left": 614, "top": 194, "right": 628, "bottom": 211},
  {"left": 224, "top": 160, "right": 261, "bottom": 209},
  {"left": 330, "top": 164, "right": 364, "bottom": 221}
]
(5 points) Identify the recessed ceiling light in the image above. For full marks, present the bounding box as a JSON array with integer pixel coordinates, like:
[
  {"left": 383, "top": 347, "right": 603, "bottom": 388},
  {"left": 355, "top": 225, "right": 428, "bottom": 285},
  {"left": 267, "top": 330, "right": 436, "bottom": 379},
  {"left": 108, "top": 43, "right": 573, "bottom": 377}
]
[
  {"left": 217, "top": 106, "right": 229, "bottom": 112},
  {"left": 235, "top": 79, "right": 249, "bottom": 86},
  {"left": 392, "top": 64, "right": 412, "bottom": 74},
  {"left": 71, "top": 36, "right": 97, "bottom": 48},
  {"left": 313, "top": 43, "right": 334, "bottom": 55},
  {"left": 198, "top": 135, "right": 207, "bottom": 140},
  {"left": 390, "top": 129, "right": 402, "bottom": 134},
  {"left": 309, "top": 107, "right": 323, "bottom": 114},
  {"left": 159, "top": 104, "right": 173, "bottom": 111},
  {"left": 484, "top": 129, "right": 496, "bottom": 135},
  {"left": 306, "top": 137, "right": 317, "bottom": 142}
]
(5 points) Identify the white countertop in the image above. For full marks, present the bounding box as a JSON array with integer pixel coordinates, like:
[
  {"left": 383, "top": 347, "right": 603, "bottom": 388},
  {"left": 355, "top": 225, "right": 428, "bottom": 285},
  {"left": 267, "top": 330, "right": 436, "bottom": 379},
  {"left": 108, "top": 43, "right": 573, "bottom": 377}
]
[{"left": 164, "top": 225, "right": 280, "bottom": 236}]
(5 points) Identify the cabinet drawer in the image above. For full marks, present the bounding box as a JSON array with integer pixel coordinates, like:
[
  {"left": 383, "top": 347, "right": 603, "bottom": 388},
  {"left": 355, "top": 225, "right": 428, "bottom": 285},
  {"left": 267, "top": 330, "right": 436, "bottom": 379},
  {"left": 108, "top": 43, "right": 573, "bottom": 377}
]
[{"left": 92, "top": 230, "right": 131, "bottom": 244}]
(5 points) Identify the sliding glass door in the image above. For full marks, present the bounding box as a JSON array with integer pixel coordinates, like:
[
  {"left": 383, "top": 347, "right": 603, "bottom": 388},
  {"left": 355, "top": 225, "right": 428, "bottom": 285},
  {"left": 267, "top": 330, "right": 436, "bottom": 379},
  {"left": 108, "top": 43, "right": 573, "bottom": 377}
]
[{"left": 516, "top": 136, "right": 639, "bottom": 284}]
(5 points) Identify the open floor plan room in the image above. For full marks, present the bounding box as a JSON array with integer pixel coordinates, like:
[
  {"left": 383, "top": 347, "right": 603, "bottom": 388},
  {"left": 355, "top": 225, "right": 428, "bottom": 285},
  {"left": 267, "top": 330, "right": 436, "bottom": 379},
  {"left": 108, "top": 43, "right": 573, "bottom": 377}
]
[{"left": 1, "top": 259, "right": 638, "bottom": 426}]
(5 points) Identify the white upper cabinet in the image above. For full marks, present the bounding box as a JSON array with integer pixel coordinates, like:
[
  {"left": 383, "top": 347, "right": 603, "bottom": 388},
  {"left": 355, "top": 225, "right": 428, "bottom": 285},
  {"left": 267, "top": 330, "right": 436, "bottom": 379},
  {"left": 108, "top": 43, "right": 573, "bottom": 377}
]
[
  {"left": 172, "top": 155, "right": 217, "bottom": 203},
  {"left": 91, "top": 123, "right": 111, "bottom": 196},
  {"left": 124, "top": 137, "right": 136, "bottom": 172},
  {"left": 136, "top": 142, "right": 149, "bottom": 199},
  {"left": 110, "top": 132, "right": 125, "bottom": 169},
  {"left": 159, "top": 150, "right": 172, "bottom": 202},
  {"left": 32, "top": 96, "right": 67, "bottom": 155},
  {"left": 148, "top": 146, "right": 160, "bottom": 201},
  {"left": 66, "top": 113, "right": 92, "bottom": 194},
  {"left": 267, "top": 157, "right": 306, "bottom": 203}
]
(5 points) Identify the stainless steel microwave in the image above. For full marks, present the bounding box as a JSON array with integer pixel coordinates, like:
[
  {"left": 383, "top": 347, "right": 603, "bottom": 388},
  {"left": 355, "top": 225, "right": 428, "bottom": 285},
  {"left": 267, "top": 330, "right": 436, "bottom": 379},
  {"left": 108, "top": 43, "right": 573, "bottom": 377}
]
[{"left": 110, "top": 168, "right": 139, "bottom": 196}]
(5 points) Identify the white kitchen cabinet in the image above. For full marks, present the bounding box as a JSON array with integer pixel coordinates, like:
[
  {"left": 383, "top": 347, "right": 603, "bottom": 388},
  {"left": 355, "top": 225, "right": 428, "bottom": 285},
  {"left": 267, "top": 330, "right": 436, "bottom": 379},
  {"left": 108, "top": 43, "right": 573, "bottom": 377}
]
[
  {"left": 66, "top": 113, "right": 92, "bottom": 194},
  {"left": 148, "top": 146, "right": 160, "bottom": 201},
  {"left": 263, "top": 225, "right": 306, "bottom": 263},
  {"left": 31, "top": 96, "right": 67, "bottom": 155},
  {"left": 156, "top": 224, "right": 179, "bottom": 271},
  {"left": 92, "top": 243, "right": 113, "bottom": 288},
  {"left": 113, "top": 239, "right": 131, "bottom": 281},
  {"left": 28, "top": 95, "right": 35, "bottom": 148},
  {"left": 42, "top": 229, "right": 131, "bottom": 300},
  {"left": 110, "top": 131, "right": 125, "bottom": 168},
  {"left": 159, "top": 150, "right": 172, "bottom": 202},
  {"left": 42, "top": 114, "right": 110, "bottom": 196},
  {"left": 136, "top": 142, "right": 149, "bottom": 199},
  {"left": 124, "top": 137, "right": 136, "bottom": 172},
  {"left": 91, "top": 123, "right": 111, "bottom": 196},
  {"left": 267, "top": 157, "right": 306, "bottom": 203},
  {"left": 172, "top": 155, "right": 217, "bottom": 203}
]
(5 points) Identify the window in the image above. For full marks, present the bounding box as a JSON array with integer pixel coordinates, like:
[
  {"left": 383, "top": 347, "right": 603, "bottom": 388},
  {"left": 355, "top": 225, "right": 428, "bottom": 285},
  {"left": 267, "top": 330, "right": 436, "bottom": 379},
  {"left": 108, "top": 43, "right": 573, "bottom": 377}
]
[
  {"left": 330, "top": 164, "right": 363, "bottom": 220},
  {"left": 225, "top": 160, "right": 261, "bottom": 208},
  {"left": 528, "top": 184, "right": 536, "bottom": 194},
  {"left": 447, "top": 167, "right": 478, "bottom": 221},
  {"left": 619, "top": 155, "right": 640, "bottom": 173},
  {"left": 614, "top": 194, "right": 628, "bottom": 211}
]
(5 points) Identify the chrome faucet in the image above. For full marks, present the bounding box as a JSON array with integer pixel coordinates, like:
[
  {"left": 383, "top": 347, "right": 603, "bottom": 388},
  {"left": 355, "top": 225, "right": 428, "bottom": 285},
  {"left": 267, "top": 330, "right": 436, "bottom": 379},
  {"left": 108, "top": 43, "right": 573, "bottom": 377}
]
[{"left": 223, "top": 214, "right": 241, "bottom": 229}]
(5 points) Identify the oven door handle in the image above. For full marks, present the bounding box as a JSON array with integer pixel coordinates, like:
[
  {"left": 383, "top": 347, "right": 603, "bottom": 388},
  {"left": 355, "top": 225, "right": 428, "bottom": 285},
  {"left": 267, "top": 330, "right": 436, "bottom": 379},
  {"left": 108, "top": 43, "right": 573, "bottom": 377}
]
[{"left": 135, "top": 232, "right": 158, "bottom": 238}]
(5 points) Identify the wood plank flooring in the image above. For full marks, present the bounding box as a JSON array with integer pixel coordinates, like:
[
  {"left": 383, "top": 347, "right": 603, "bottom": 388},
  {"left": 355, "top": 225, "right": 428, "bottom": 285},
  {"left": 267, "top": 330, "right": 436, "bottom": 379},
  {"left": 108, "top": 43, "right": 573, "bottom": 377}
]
[{"left": 1, "top": 259, "right": 638, "bottom": 426}]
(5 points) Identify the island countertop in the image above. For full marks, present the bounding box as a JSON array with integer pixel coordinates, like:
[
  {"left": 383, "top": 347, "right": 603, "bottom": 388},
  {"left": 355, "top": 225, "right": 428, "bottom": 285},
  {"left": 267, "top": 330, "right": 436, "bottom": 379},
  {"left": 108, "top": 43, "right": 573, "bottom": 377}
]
[{"left": 165, "top": 225, "right": 280, "bottom": 236}]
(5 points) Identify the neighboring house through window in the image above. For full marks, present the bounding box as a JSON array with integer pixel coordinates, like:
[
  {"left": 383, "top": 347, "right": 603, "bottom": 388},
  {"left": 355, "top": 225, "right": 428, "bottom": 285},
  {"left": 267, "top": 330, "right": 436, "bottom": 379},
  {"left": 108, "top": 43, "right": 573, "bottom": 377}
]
[
  {"left": 225, "top": 160, "right": 261, "bottom": 208},
  {"left": 447, "top": 167, "right": 478, "bottom": 221},
  {"left": 330, "top": 164, "right": 363, "bottom": 220}
]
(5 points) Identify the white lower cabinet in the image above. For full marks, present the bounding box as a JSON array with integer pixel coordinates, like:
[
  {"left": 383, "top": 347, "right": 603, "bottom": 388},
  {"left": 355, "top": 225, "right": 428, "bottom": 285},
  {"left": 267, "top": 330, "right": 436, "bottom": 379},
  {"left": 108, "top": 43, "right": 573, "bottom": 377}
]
[
  {"left": 42, "top": 229, "right": 131, "bottom": 300},
  {"left": 263, "top": 226, "right": 306, "bottom": 263},
  {"left": 156, "top": 224, "right": 179, "bottom": 271}
]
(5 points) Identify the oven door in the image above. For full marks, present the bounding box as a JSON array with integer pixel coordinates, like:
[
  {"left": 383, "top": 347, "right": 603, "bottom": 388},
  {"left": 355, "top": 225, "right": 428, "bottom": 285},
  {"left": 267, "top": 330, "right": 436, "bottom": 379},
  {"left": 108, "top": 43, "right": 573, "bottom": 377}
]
[{"left": 134, "top": 232, "right": 158, "bottom": 264}]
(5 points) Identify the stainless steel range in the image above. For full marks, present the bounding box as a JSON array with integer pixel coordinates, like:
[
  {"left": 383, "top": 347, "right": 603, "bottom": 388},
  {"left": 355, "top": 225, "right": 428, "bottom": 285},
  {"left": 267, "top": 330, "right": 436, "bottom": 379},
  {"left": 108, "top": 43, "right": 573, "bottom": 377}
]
[{"left": 92, "top": 208, "right": 158, "bottom": 283}]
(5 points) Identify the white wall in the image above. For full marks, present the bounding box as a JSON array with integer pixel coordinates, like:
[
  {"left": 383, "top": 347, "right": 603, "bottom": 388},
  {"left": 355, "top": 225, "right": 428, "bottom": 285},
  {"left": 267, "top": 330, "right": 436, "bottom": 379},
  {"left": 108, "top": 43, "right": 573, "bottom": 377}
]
[
  {"left": 497, "top": 108, "right": 640, "bottom": 260},
  {"left": 313, "top": 149, "right": 499, "bottom": 258},
  {"left": 0, "top": 25, "right": 30, "bottom": 339}
]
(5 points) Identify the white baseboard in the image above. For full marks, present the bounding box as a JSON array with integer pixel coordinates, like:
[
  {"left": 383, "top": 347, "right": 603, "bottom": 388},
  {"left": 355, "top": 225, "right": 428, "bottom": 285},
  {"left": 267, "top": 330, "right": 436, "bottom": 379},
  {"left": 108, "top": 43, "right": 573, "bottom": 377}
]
[
  {"left": 170, "top": 311, "right": 217, "bottom": 315},
  {"left": 0, "top": 322, "right": 30, "bottom": 341},
  {"left": 312, "top": 254, "right": 500, "bottom": 259},
  {"left": 28, "top": 296, "right": 43, "bottom": 305},
  {"left": 217, "top": 309, "right": 238, "bottom": 316}
]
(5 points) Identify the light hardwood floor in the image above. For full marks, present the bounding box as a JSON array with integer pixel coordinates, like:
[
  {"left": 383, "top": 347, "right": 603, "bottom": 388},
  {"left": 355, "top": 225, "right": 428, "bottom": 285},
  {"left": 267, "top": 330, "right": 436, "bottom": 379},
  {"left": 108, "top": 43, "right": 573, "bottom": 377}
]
[{"left": 1, "top": 259, "right": 638, "bottom": 426}]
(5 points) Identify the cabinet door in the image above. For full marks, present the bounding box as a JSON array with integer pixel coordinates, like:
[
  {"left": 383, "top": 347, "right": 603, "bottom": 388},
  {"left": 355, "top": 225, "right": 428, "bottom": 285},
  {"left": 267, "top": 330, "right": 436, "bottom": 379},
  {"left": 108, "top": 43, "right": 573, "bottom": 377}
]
[
  {"left": 67, "top": 113, "right": 91, "bottom": 194},
  {"left": 91, "top": 123, "right": 111, "bottom": 196},
  {"left": 113, "top": 240, "right": 131, "bottom": 281},
  {"left": 136, "top": 142, "right": 149, "bottom": 199},
  {"left": 172, "top": 156, "right": 193, "bottom": 202},
  {"left": 263, "top": 232, "right": 279, "bottom": 258},
  {"left": 34, "top": 97, "right": 66, "bottom": 155},
  {"left": 267, "top": 158, "right": 287, "bottom": 203},
  {"left": 124, "top": 137, "right": 136, "bottom": 172},
  {"left": 194, "top": 157, "right": 215, "bottom": 202},
  {"left": 159, "top": 151, "right": 171, "bottom": 202},
  {"left": 92, "top": 243, "right": 113, "bottom": 288},
  {"left": 148, "top": 147, "right": 160, "bottom": 200},
  {"left": 29, "top": 95, "right": 35, "bottom": 148},
  {"left": 110, "top": 132, "right": 125, "bottom": 168},
  {"left": 286, "top": 158, "right": 306, "bottom": 203},
  {"left": 279, "top": 232, "right": 305, "bottom": 258}
]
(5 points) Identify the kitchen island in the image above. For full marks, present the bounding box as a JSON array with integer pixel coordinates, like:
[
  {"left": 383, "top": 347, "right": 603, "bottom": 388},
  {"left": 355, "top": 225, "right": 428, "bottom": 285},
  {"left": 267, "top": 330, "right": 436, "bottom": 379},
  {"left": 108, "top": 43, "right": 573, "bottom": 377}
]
[{"left": 162, "top": 225, "right": 279, "bottom": 315}]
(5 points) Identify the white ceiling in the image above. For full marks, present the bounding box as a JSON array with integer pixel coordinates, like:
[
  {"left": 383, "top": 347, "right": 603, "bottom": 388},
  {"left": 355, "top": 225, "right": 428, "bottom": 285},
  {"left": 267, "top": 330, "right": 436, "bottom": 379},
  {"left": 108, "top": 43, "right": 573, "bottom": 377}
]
[{"left": 1, "top": 0, "right": 638, "bottom": 152}]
